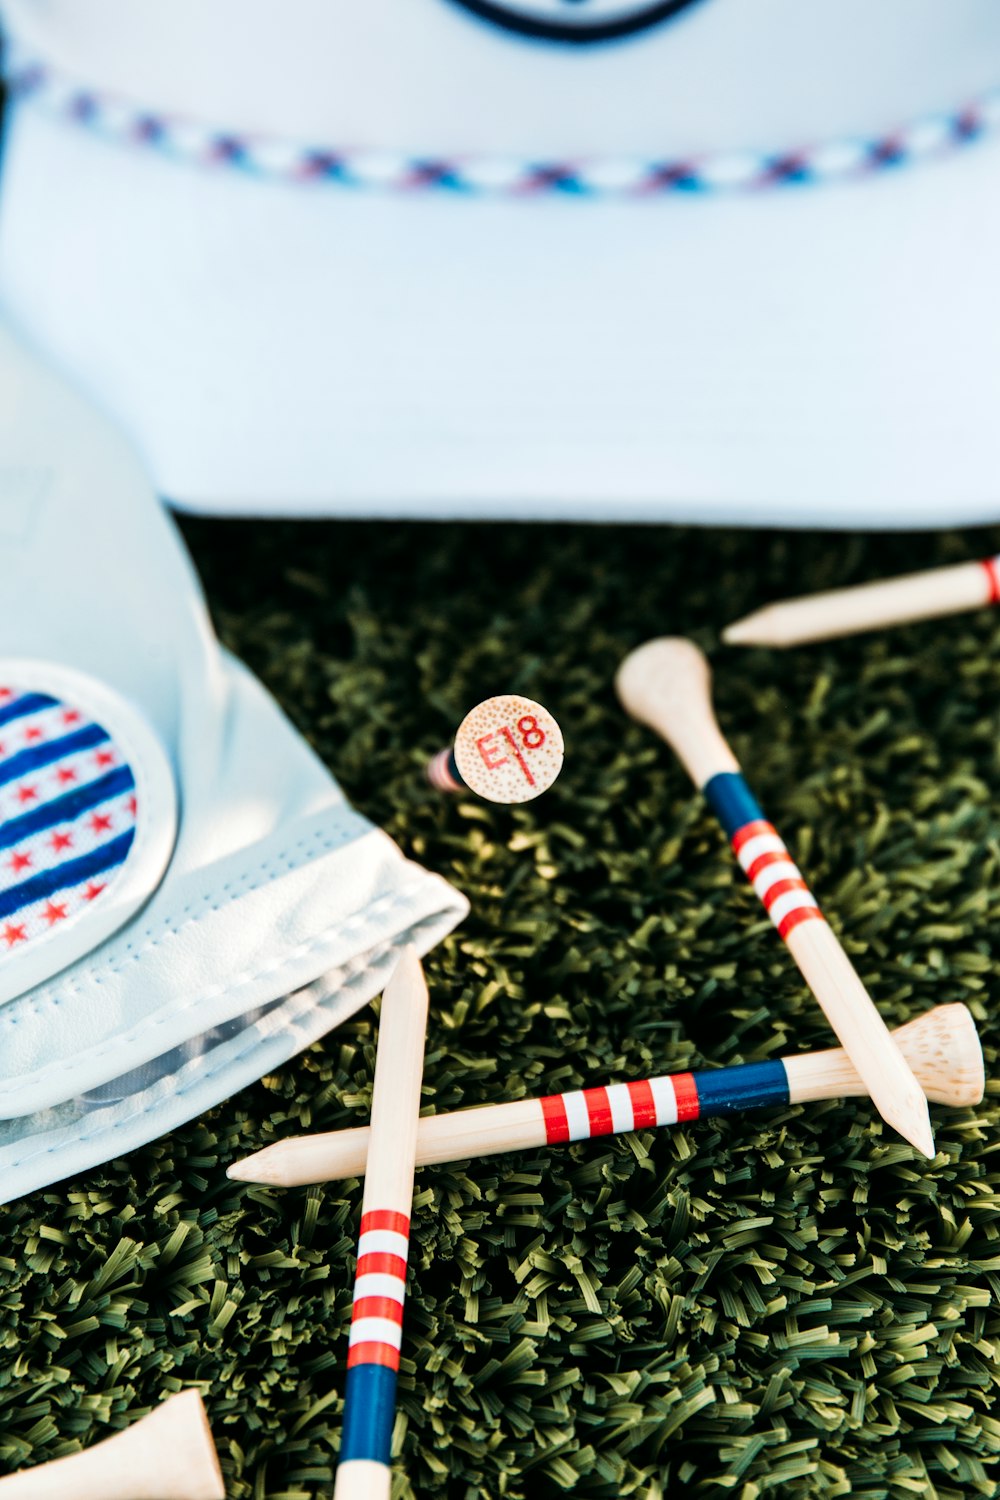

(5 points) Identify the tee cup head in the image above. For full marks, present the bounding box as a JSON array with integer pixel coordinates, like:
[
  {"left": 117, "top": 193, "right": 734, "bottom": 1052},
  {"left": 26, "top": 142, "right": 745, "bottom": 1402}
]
[{"left": 453, "top": 696, "right": 563, "bottom": 803}]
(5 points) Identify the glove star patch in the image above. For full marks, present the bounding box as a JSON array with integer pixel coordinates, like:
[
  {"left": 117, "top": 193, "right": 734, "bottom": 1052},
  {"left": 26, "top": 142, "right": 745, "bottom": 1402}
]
[
  {"left": 0, "top": 661, "right": 177, "bottom": 1005},
  {"left": 444, "top": 0, "right": 704, "bottom": 44}
]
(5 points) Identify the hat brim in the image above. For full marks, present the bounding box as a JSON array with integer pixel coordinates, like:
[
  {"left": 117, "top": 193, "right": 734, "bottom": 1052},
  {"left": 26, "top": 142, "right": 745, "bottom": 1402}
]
[{"left": 1, "top": 99, "right": 999, "bottom": 526}]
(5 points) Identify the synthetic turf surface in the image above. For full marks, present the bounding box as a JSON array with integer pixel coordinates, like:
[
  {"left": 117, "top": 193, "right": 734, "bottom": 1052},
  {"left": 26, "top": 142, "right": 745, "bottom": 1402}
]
[{"left": 1, "top": 519, "right": 999, "bottom": 1499}]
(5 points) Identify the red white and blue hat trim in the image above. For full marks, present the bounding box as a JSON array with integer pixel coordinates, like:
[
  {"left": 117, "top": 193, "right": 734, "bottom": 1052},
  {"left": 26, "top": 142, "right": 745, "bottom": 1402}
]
[{"left": 5, "top": 45, "right": 999, "bottom": 198}]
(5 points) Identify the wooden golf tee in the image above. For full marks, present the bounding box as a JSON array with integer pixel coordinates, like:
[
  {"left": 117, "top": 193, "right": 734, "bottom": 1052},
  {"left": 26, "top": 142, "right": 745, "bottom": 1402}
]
[
  {"left": 723, "top": 555, "right": 1000, "bottom": 647},
  {"left": 334, "top": 948, "right": 429, "bottom": 1500},
  {"left": 226, "top": 1003, "right": 981, "bottom": 1187},
  {"left": 615, "top": 638, "right": 936, "bottom": 1159},
  {"left": 0, "top": 1390, "right": 224, "bottom": 1500}
]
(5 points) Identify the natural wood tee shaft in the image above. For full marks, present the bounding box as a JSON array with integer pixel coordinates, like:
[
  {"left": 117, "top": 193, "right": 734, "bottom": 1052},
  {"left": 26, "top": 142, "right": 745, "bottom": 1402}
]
[{"left": 614, "top": 637, "right": 935, "bottom": 1159}]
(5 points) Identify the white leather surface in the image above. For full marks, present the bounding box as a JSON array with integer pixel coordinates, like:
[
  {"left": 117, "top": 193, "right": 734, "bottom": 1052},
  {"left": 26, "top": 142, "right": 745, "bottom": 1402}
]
[
  {"left": 5, "top": 0, "right": 1000, "bottom": 156},
  {"left": 0, "top": 323, "right": 468, "bottom": 1200},
  {"left": 1, "top": 3, "right": 1000, "bottom": 521}
]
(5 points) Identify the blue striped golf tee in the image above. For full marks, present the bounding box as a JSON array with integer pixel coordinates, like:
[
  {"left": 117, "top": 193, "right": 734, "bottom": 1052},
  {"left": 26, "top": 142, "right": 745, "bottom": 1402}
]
[
  {"left": 702, "top": 772, "right": 825, "bottom": 941},
  {"left": 338, "top": 1209, "right": 410, "bottom": 1473},
  {"left": 540, "top": 1059, "right": 789, "bottom": 1142},
  {"left": 695, "top": 762, "right": 934, "bottom": 1159}
]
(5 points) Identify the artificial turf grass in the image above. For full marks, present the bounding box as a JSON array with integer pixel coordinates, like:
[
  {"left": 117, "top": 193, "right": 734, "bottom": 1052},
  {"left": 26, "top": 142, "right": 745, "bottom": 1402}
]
[{"left": 1, "top": 520, "right": 1000, "bottom": 1499}]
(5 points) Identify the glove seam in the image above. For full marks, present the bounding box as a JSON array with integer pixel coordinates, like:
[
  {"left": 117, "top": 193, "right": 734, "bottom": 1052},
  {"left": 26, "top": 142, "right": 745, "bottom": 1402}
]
[
  {"left": 0, "top": 921, "right": 446, "bottom": 1175},
  {"left": 0, "top": 870, "right": 450, "bottom": 1101},
  {"left": 1, "top": 809, "right": 371, "bottom": 1021}
]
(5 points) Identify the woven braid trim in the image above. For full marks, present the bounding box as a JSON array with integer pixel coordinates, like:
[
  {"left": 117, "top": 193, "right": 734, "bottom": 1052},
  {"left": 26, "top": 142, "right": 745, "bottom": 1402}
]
[{"left": 5, "top": 48, "right": 999, "bottom": 196}]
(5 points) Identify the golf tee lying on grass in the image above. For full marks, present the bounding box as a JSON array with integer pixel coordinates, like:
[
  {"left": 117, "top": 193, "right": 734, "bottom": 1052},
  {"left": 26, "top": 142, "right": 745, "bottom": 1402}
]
[
  {"left": 0, "top": 1391, "right": 224, "bottom": 1500},
  {"left": 228, "top": 1003, "right": 982, "bottom": 1188},
  {"left": 723, "top": 553, "right": 1000, "bottom": 647},
  {"left": 334, "top": 949, "right": 429, "bottom": 1500},
  {"left": 615, "top": 636, "right": 937, "bottom": 1160}
]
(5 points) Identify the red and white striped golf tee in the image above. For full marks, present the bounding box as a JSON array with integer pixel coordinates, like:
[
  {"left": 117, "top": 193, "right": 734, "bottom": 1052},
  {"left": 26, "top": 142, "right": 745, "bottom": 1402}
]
[{"left": 347, "top": 1209, "right": 410, "bottom": 1371}]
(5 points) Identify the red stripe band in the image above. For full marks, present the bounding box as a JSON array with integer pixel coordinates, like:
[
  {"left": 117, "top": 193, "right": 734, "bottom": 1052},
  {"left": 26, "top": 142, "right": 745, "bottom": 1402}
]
[
  {"left": 541, "top": 1093, "right": 569, "bottom": 1143},
  {"left": 777, "top": 906, "right": 826, "bottom": 940},
  {"left": 583, "top": 1086, "right": 614, "bottom": 1137},
  {"left": 357, "top": 1253, "right": 408, "bottom": 1280},
  {"left": 744, "top": 848, "right": 792, "bottom": 883},
  {"left": 672, "top": 1072, "right": 700, "bottom": 1121},
  {"left": 731, "top": 819, "right": 775, "bottom": 855},
  {"left": 346, "top": 1343, "right": 401, "bottom": 1371},
  {"left": 982, "top": 557, "right": 1000, "bottom": 604},
  {"left": 360, "top": 1209, "right": 411, "bottom": 1237},
  {"left": 351, "top": 1296, "right": 405, "bottom": 1325},
  {"left": 627, "top": 1079, "right": 658, "bottom": 1129},
  {"left": 760, "top": 877, "right": 811, "bottom": 911}
]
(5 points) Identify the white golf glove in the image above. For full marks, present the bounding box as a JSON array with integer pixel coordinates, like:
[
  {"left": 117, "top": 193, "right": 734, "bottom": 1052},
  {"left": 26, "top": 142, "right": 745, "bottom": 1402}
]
[{"left": 0, "top": 322, "right": 467, "bottom": 1202}]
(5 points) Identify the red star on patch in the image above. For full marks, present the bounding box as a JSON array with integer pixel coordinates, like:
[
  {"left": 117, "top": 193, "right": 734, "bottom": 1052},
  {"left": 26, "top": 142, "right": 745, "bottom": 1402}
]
[
  {"left": 0, "top": 688, "right": 11, "bottom": 702},
  {"left": 89, "top": 812, "right": 113, "bottom": 834},
  {"left": 0, "top": 741, "right": 6, "bottom": 756},
  {"left": 2, "top": 923, "right": 26, "bottom": 946},
  {"left": 16, "top": 784, "right": 38, "bottom": 804},
  {"left": 50, "top": 832, "right": 73, "bottom": 853},
  {"left": 55, "top": 767, "right": 78, "bottom": 785},
  {"left": 126, "top": 795, "right": 138, "bottom": 817},
  {"left": 23, "top": 726, "right": 43, "bottom": 743},
  {"left": 94, "top": 750, "right": 115, "bottom": 768},
  {"left": 62, "top": 709, "right": 82, "bottom": 726},
  {"left": 42, "top": 902, "right": 68, "bottom": 925},
  {"left": 7, "top": 850, "right": 32, "bottom": 873},
  {"left": 83, "top": 882, "right": 106, "bottom": 901}
]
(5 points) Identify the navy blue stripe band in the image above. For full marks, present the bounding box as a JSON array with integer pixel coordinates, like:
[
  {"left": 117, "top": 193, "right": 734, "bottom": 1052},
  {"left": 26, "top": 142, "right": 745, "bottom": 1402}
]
[
  {"left": 0, "top": 766, "right": 135, "bottom": 852},
  {"left": 339, "top": 1363, "right": 397, "bottom": 1466},
  {"left": 0, "top": 723, "right": 110, "bottom": 790},
  {"left": 703, "top": 771, "right": 765, "bottom": 839},
  {"left": 692, "top": 1059, "right": 790, "bottom": 1116},
  {"left": 0, "top": 829, "right": 135, "bottom": 919},
  {"left": 0, "top": 693, "right": 58, "bottom": 730}
]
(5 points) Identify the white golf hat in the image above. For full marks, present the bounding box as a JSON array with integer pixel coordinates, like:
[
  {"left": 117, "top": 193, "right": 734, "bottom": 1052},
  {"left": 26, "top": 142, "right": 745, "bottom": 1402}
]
[{"left": 0, "top": 0, "right": 999, "bottom": 525}]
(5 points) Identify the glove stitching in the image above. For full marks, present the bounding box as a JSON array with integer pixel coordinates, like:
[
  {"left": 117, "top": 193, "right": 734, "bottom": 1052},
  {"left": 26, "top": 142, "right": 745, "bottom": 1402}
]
[
  {"left": 2, "top": 918, "right": 449, "bottom": 1174},
  {"left": 0, "top": 894, "right": 452, "bottom": 1176},
  {"left": 2, "top": 809, "right": 371, "bottom": 1019},
  {"left": 0, "top": 872, "right": 451, "bottom": 1098}
]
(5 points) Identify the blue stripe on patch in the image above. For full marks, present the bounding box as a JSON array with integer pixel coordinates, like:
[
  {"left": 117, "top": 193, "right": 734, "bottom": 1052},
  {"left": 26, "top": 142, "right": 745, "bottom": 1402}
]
[
  {"left": 692, "top": 1059, "right": 790, "bottom": 1117},
  {"left": 0, "top": 724, "right": 110, "bottom": 790},
  {"left": 0, "top": 693, "right": 58, "bottom": 730},
  {"left": 0, "top": 766, "right": 135, "bottom": 851},
  {"left": 703, "top": 772, "right": 765, "bottom": 839},
  {"left": 338, "top": 1363, "right": 398, "bottom": 1467},
  {"left": 0, "top": 830, "right": 135, "bottom": 919}
]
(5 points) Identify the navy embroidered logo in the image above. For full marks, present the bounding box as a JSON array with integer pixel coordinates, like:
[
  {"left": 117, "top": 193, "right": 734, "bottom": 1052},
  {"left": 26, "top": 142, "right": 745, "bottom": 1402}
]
[{"left": 445, "top": 0, "right": 704, "bottom": 45}]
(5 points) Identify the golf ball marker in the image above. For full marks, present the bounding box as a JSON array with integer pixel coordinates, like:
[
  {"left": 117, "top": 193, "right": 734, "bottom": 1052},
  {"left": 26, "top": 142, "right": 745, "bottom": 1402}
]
[{"left": 452, "top": 695, "right": 563, "bottom": 803}]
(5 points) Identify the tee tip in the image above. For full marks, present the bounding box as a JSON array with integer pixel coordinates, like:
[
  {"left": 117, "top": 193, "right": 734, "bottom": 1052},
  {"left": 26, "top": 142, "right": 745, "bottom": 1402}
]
[
  {"left": 721, "top": 618, "right": 756, "bottom": 646},
  {"left": 226, "top": 1148, "right": 281, "bottom": 1185}
]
